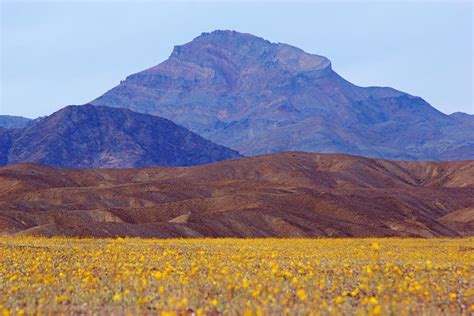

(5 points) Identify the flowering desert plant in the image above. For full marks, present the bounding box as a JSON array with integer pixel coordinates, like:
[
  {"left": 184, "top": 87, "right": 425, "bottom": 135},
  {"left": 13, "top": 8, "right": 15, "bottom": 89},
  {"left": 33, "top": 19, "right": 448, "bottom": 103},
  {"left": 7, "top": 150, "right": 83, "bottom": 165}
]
[{"left": 1, "top": 237, "right": 473, "bottom": 315}]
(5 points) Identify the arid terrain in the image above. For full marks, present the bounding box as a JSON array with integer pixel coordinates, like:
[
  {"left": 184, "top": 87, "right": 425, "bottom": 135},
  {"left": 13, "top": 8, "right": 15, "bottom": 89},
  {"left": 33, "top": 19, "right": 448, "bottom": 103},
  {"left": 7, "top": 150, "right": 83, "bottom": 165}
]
[{"left": 0, "top": 152, "right": 472, "bottom": 238}]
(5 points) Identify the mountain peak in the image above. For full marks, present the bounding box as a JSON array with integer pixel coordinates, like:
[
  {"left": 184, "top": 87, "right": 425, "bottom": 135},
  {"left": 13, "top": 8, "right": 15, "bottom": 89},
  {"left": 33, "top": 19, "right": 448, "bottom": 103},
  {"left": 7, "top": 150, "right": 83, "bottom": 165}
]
[
  {"left": 168, "top": 29, "right": 331, "bottom": 76},
  {"left": 197, "top": 29, "right": 266, "bottom": 42},
  {"left": 92, "top": 31, "right": 474, "bottom": 161},
  {"left": 176, "top": 30, "right": 270, "bottom": 50},
  {"left": 1, "top": 104, "right": 241, "bottom": 168}
]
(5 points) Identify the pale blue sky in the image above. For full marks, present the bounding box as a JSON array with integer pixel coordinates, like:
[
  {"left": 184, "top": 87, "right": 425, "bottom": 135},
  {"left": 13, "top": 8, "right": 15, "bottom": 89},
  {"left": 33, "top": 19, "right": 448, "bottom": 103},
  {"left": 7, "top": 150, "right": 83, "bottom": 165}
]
[{"left": 1, "top": 1, "right": 473, "bottom": 118}]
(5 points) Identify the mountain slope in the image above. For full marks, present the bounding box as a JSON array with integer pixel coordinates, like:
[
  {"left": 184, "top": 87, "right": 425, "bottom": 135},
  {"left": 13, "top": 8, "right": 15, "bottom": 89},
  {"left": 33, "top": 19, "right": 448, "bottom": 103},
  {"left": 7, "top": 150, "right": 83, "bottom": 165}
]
[
  {"left": 0, "top": 152, "right": 472, "bottom": 238},
  {"left": 91, "top": 30, "right": 474, "bottom": 160},
  {"left": 0, "top": 128, "right": 12, "bottom": 166},
  {"left": 0, "top": 115, "right": 32, "bottom": 129},
  {"left": 1, "top": 105, "right": 240, "bottom": 168}
]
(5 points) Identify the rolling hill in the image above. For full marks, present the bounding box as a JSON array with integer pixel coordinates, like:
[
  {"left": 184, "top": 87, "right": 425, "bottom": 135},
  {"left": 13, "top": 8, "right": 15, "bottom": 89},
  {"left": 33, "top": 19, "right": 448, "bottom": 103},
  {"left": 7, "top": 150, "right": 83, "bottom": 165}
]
[{"left": 0, "top": 152, "right": 472, "bottom": 238}]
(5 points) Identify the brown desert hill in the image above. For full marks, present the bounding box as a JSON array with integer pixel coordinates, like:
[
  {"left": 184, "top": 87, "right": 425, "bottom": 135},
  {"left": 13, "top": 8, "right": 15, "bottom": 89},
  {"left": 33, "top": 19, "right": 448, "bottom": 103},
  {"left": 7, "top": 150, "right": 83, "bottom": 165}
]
[{"left": 0, "top": 152, "right": 473, "bottom": 238}]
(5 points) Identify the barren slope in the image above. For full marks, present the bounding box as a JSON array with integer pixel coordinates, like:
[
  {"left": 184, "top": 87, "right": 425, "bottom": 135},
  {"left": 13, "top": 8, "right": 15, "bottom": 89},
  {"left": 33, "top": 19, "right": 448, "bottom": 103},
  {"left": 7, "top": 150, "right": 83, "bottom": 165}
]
[
  {"left": 0, "top": 105, "right": 241, "bottom": 168},
  {"left": 0, "top": 152, "right": 473, "bottom": 237}
]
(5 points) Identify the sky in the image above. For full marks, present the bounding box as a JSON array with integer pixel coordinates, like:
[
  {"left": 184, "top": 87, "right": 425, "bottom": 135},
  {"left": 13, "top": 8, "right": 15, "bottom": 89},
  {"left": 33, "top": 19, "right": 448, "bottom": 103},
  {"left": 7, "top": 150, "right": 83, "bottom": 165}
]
[{"left": 1, "top": 0, "right": 473, "bottom": 118}]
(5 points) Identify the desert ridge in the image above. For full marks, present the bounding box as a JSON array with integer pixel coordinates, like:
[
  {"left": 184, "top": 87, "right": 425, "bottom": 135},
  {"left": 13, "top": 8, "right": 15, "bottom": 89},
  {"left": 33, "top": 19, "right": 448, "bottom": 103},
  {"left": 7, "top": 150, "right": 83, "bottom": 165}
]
[{"left": 1, "top": 152, "right": 472, "bottom": 238}]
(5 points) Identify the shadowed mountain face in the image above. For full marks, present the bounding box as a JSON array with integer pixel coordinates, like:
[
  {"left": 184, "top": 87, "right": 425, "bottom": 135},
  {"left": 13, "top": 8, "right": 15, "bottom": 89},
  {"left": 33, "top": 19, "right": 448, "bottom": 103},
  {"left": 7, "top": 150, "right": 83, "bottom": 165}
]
[
  {"left": 0, "top": 115, "right": 32, "bottom": 129},
  {"left": 0, "top": 128, "right": 12, "bottom": 166},
  {"left": 91, "top": 30, "right": 474, "bottom": 160},
  {"left": 0, "top": 152, "right": 472, "bottom": 238},
  {"left": 0, "top": 105, "right": 240, "bottom": 168}
]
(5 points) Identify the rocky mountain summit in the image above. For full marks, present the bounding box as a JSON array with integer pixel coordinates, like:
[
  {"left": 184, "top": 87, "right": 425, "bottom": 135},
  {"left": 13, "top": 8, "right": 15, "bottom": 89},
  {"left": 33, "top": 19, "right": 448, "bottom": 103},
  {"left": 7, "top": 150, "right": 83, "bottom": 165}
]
[
  {"left": 92, "top": 30, "right": 473, "bottom": 160},
  {"left": 0, "top": 105, "right": 240, "bottom": 168}
]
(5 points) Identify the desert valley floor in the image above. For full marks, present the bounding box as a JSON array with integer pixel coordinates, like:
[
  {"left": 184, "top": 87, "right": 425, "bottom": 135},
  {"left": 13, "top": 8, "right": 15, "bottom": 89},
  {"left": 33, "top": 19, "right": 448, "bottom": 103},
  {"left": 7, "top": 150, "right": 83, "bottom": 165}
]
[{"left": 1, "top": 237, "right": 473, "bottom": 315}]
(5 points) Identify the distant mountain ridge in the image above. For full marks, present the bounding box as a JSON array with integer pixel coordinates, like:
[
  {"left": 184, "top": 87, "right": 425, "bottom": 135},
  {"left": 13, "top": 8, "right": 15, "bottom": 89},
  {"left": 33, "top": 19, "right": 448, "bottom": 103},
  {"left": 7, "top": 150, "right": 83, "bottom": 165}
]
[
  {"left": 0, "top": 105, "right": 240, "bottom": 168},
  {"left": 0, "top": 115, "right": 32, "bottom": 129},
  {"left": 450, "top": 112, "right": 474, "bottom": 125},
  {"left": 92, "top": 30, "right": 474, "bottom": 161}
]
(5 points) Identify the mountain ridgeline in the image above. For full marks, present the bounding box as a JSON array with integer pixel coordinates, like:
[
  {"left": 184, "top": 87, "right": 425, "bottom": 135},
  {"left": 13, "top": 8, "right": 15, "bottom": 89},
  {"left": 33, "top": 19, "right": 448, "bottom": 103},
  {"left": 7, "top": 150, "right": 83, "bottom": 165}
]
[
  {"left": 2, "top": 30, "right": 473, "bottom": 168},
  {"left": 0, "top": 105, "right": 240, "bottom": 168},
  {"left": 0, "top": 115, "right": 32, "bottom": 129},
  {"left": 92, "top": 30, "right": 474, "bottom": 161}
]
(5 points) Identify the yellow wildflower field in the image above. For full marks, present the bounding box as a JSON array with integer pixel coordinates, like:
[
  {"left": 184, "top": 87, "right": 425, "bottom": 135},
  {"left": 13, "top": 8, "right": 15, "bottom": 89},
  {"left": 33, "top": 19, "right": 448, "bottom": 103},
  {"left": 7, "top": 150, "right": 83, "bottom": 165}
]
[{"left": 1, "top": 237, "right": 473, "bottom": 315}]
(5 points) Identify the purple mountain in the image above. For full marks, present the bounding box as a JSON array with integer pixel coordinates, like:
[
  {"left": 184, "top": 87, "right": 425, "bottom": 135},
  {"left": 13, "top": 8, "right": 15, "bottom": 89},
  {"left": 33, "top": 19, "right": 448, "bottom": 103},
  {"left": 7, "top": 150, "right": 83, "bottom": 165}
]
[
  {"left": 0, "top": 115, "right": 32, "bottom": 129},
  {"left": 0, "top": 105, "right": 241, "bottom": 168},
  {"left": 91, "top": 30, "right": 473, "bottom": 160}
]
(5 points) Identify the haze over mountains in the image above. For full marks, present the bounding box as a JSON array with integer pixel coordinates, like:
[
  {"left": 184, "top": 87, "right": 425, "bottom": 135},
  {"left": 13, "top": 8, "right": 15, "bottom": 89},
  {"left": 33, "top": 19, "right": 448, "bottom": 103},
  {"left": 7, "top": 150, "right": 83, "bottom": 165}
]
[
  {"left": 0, "top": 105, "right": 240, "bottom": 168},
  {"left": 92, "top": 30, "right": 474, "bottom": 161},
  {"left": 0, "top": 115, "right": 32, "bottom": 129},
  {"left": 1, "top": 152, "right": 472, "bottom": 238}
]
